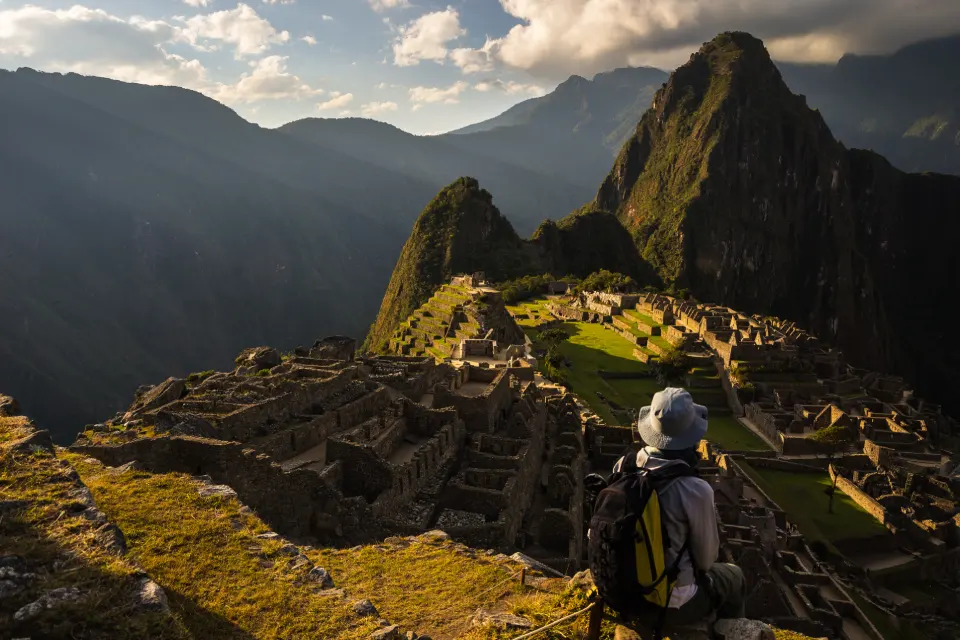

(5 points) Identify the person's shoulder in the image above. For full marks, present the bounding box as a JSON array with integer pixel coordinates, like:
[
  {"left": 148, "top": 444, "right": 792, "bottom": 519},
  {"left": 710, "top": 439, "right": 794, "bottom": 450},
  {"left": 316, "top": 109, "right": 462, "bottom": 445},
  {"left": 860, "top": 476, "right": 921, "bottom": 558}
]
[{"left": 678, "top": 474, "right": 714, "bottom": 498}]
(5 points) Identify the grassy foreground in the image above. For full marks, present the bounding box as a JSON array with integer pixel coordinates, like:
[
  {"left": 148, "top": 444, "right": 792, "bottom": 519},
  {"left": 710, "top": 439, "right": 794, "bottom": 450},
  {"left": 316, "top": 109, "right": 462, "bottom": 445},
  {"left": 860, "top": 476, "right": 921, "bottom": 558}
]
[
  {"left": 1, "top": 419, "right": 187, "bottom": 639},
  {"left": 65, "top": 455, "right": 614, "bottom": 639},
  {"left": 738, "top": 462, "right": 889, "bottom": 545}
]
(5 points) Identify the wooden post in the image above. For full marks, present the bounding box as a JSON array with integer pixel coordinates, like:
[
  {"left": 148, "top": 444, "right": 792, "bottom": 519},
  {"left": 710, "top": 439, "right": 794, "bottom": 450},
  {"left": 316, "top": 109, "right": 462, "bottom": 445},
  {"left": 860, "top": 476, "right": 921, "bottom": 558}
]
[
  {"left": 519, "top": 567, "right": 526, "bottom": 588},
  {"left": 587, "top": 597, "right": 604, "bottom": 640}
]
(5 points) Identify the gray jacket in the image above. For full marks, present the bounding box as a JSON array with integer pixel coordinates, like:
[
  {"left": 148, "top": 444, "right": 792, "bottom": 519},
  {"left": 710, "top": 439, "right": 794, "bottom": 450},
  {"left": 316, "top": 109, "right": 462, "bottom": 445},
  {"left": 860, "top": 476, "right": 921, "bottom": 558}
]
[{"left": 612, "top": 448, "right": 719, "bottom": 588}]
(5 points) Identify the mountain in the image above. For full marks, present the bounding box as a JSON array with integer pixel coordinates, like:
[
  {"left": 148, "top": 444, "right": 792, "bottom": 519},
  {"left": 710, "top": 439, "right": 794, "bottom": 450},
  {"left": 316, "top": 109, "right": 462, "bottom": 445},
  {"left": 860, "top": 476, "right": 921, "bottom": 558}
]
[
  {"left": 441, "top": 67, "right": 670, "bottom": 191},
  {"left": 778, "top": 34, "right": 960, "bottom": 176},
  {"left": 278, "top": 117, "right": 587, "bottom": 234},
  {"left": 365, "top": 178, "right": 651, "bottom": 352},
  {"left": 596, "top": 31, "right": 960, "bottom": 414},
  {"left": 0, "top": 68, "right": 430, "bottom": 442}
]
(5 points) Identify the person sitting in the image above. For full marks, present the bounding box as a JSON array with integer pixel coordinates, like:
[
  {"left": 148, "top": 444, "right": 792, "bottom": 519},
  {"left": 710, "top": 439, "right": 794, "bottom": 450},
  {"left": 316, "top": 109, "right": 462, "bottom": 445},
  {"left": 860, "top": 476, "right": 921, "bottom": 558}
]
[{"left": 587, "top": 387, "right": 745, "bottom": 640}]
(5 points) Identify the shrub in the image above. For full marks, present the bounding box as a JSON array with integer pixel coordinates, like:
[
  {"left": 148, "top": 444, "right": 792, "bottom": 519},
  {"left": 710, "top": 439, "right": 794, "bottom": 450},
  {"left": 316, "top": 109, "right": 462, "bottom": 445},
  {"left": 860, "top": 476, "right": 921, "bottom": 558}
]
[
  {"left": 186, "top": 370, "right": 215, "bottom": 384},
  {"left": 498, "top": 274, "right": 555, "bottom": 304},
  {"left": 655, "top": 346, "right": 688, "bottom": 381},
  {"left": 574, "top": 269, "right": 636, "bottom": 294},
  {"left": 255, "top": 368, "right": 271, "bottom": 377}
]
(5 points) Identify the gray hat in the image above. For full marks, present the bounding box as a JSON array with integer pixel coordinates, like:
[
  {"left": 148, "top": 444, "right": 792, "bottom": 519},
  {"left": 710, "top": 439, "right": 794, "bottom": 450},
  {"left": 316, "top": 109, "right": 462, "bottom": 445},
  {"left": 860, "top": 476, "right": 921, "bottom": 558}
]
[{"left": 637, "top": 387, "right": 708, "bottom": 450}]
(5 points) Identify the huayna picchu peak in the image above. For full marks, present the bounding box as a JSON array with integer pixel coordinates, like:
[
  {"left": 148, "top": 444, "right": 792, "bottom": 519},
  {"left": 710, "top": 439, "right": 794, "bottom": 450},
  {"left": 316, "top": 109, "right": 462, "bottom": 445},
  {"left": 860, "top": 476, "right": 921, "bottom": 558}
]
[{"left": 596, "top": 31, "right": 960, "bottom": 417}]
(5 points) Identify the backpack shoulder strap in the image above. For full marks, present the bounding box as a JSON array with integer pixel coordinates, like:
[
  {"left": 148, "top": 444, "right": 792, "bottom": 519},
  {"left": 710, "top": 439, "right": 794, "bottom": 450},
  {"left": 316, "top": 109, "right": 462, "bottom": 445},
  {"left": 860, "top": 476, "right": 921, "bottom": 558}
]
[{"left": 619, "top": 447, "right": 640, "bottom": 473}]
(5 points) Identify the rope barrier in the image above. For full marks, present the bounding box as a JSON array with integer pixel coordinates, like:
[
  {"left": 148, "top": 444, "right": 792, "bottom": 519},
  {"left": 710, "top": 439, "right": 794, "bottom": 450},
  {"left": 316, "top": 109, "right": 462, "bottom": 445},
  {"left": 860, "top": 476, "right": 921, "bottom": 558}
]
[{"left": 508, "top": 603, "right": 595, "bottom": 640}]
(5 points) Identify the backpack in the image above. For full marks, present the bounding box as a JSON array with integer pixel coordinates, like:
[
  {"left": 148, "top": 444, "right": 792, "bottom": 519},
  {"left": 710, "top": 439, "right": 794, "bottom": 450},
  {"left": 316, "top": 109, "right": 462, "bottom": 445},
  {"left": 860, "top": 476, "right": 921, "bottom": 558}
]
[{"left": 587, "top": 452, "right": 697, "bottom": 621}]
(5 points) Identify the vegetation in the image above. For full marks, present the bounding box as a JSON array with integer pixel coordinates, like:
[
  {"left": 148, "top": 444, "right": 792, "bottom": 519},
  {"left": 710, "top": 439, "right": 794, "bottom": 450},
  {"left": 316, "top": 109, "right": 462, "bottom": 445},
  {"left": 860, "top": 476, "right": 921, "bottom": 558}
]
[
  {"left": 186, "top": 370, "right": 215, "bottom": 385},
  {"left": 498, "top": 274, "right": 558, "bottom": 304},
  {"left": 1, "top": 428, "right": 188, "bottom": 638},
  {"left": 67, "top": 456, "right": 379, "bottom": 640},
  {"left": 574, "top": 269, "right": 637, "bottom": 294},
  {"left": 705, "top": 415, "right": 770, "bottom": 452},
  {"left": 738, "top": 462, "right": 888, "bottom": 547},
  {"left": 653, "top": 345, "right": 688, "bottom": 381},
  {"left": 363, "top": 177, "right": 535, "bottom": 353}
]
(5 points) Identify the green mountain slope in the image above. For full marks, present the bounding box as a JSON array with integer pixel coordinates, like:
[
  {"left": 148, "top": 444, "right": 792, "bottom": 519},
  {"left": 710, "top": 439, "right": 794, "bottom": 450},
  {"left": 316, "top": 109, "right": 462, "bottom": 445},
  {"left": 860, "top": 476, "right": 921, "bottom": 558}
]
[
  {"left": 596, "top": 31, "right": 960, "bottom": 414},
  {"left": 365, "top": 179, "right": 655, "bottom": 352}
]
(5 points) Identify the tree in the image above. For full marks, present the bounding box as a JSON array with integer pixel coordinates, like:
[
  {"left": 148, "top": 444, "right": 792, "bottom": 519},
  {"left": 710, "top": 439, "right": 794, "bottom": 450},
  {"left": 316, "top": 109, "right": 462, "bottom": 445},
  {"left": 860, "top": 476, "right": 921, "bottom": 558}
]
[
  {"left": 654, "top": 346, "right": 688, "bottom": 382},
  {"left": 810, "top": 423, "right": 859, "bottom": 514}
]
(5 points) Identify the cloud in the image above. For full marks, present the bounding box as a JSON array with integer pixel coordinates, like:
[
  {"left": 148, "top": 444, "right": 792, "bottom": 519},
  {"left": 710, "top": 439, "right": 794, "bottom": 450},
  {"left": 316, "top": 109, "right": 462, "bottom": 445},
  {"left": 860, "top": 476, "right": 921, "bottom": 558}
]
[
  {"left": 474, "top": 79, "right": 545, "bottom": 96},
  {"left": 302, "top": 35, "right": 317, "bottom": 45},
  {"left": 181, "top": 3, "right": 290, "bottom": 59},
  {"left": 369, "top": 0, "right": 410, "bottom": 12},
  {"left": 450, "top": 39, "right": 497, "bottom": 74},
  {"left": 211, "top": 55, "right": 322, "bottom": 104},
  {"left": 262, "top": 0, "right": 297, "bottom": 4},
  {"left": 408, "top": 80, "right": 468, "bottom": 110},
  {"left": 0, "top": 5, "right": 207, "bottom": 86},
  {"left": 361, "top": 101, "right": 399, "bottom": 116},
  {"left": 183, "top": 0, "right": 212, "bottom": 7},
  {"left": 473, "top": 0, "right": 960, "bottom": 79},
  {"left": 317, "top": 92, "right": 354, "bottom": 110},
  {"left": 392, "top": 7, "right": 465, "bottom": 66},
  {"left": 322, "top": 15, "right": 334, "bottom": 22}
]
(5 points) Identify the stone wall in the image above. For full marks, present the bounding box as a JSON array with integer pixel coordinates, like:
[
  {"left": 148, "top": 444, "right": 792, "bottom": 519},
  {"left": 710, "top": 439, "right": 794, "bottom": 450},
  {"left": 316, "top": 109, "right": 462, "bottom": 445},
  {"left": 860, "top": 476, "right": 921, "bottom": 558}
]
[
  {"left": 829, "top": 464, "right": 887, "bottom": 524},
  {"left": 70, "top": 436, "right": 368, "bottom": 540}
]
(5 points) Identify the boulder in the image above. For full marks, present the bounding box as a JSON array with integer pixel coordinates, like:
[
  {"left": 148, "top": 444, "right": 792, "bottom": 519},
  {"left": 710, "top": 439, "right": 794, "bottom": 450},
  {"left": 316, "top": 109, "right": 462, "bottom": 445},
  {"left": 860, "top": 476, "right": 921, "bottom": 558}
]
[
  {"left": 0, "top": 394, "right": 20, "bottom": 416},
  {"left": 3, "top": 429, "right": 54, "bottom": 454},
  {"left": 198, "top": 485, "right": 237, "bottom": 499},
  {"left": 471, "top": 609, "right": 533, "bottom": 629},
  {"left": 370, "top": 625, "right": 400, "bottom": 640},
  {"left": 714, "top": 618, "right": 776, "bottom": 640},
  {"left": 352, "top": 599, "right": 378, "bottom": 617},
  {"left": 14, "top": 586, "right": 82, "bottom": 622},
  {"left": 137, "top": 578, "right": 170, "bottom": 612},
  {"left": 307, "top": 566, "right": 334, "bottom": 588},
  {"left": 236, "top": 347, "right": 281, "bottom": 371},
  {"left": 124, "top": 377, "right": 186, "bottom": 420}
]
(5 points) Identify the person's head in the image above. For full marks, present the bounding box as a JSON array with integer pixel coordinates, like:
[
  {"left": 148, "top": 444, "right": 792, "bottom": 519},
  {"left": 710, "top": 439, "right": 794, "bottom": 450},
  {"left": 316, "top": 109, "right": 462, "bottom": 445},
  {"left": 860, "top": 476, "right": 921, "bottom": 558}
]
[{"left": 637, "top": 387, "right": 708, "bottom": 452}]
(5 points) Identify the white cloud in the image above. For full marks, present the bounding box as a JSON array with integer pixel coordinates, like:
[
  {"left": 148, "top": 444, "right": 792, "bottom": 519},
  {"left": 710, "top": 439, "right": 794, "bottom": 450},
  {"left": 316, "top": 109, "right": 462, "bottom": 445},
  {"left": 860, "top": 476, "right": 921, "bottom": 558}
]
[
  {"left": 474, "top": 0, "right": 960, "bottom": 78},
  {"left": 361, "top": 101, "right": 398, "bottom": 117},
  {"left": 181, "top": 3, "right": 290, "bottom": 59},
  {"left": 317, "top": 91, "right": 354, "bottom": 110},
  {"left": 0, "top": 5, "right": 207, "bottom": 86},
  {"left": 474, "top": 79, "right": 545, "bottom": 96},
  {"left": 183, "top": 0, "right": 212, "bottom": 7},
  {"left": 322, "top": 15, "right": 334, "bottom": 22},
  {"left": 262, "top": 0, "right": 297, "bottom": 4},
  {"left": 211, "top": 55, "right": 322, "bottom": 104},
  {"left": 369, "top": 0, "right": 410, "bottom": 12},
  {"left": 393, "top": 7, "right": 465, "bottom": 67},
  {"left": 302, "top": 35, "right": 317, "bottom": 45},
  {"left": 339, "top": 109, "right": 352, "bottom": 116},
  {"left": 408, "top": 80, "right": 468, "bottom": 110},
  {"left": 450, "top": 40, "right": 496, "bottom": 74}
]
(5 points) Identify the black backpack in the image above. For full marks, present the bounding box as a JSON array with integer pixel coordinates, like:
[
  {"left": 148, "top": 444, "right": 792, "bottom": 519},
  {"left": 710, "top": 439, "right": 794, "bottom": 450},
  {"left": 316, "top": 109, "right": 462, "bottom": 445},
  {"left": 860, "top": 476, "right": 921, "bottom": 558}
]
[{"left": 587, "top": 452, "right": 696, "bottom": 624}]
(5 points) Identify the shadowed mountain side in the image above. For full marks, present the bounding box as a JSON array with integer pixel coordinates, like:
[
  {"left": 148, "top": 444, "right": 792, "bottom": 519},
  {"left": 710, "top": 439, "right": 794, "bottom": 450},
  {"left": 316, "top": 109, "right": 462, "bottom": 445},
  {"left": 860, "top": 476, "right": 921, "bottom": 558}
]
[
  {"left": 278, "top": 118, "right": 588, "bottom": 235},
  {"left": 0, "top": 69, "right": 405, "bottom": 441},
  {"left": 364, "top": 178, "right": 655, "bottom": 352},
  {"left": 595, "top": 31, "right": 960, "bottom": 414}
]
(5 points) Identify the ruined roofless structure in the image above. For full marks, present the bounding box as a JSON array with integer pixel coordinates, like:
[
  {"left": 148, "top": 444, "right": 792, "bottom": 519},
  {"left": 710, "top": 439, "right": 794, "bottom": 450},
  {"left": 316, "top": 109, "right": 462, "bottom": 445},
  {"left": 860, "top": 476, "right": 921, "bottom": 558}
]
[{"left": 71, "top": 331, "right": 585, "bottom": 572}]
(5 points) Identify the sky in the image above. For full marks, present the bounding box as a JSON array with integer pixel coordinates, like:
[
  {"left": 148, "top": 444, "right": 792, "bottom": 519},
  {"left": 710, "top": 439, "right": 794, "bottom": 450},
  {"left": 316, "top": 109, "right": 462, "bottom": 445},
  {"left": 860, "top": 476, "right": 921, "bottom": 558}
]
[{"left": 2, "top": 1, "right": 960, "bottom": 135}]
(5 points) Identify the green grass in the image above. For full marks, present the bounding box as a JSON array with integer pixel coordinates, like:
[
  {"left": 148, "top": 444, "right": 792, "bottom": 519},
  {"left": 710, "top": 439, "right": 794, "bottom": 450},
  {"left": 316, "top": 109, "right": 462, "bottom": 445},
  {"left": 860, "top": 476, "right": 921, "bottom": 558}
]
[
  {"left": 705, "top": 415, "right": 770, "bottom": 451},
  {"left": 1, "top": 438, "right": 188, "bottom": 639},
  {"left": 68, "top": 456, "right": 376, "bottom": 640},
  {"left": 530, "top": 322, "right": 660, "bottom": 426},
  {"left": 738, "top": 462, "right": 889, "bottom": 546}
]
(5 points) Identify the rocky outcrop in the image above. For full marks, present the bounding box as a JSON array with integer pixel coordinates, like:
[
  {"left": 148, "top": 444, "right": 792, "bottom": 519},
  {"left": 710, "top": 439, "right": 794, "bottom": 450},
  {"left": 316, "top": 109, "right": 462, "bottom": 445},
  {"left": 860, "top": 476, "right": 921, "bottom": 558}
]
[
  {"left": 0, "top": 406, "right": 181, "bottom": 636},
  {"left": 596, "top": 31, "right": 960, "bottom": 413}
]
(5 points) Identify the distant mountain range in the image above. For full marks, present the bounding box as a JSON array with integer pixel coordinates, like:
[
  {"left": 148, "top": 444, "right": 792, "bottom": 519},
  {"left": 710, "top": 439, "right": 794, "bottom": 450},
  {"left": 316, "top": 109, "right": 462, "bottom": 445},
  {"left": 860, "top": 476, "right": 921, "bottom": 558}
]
[{"left": 1, "top": 32, "right": 958, "bottom": 440}]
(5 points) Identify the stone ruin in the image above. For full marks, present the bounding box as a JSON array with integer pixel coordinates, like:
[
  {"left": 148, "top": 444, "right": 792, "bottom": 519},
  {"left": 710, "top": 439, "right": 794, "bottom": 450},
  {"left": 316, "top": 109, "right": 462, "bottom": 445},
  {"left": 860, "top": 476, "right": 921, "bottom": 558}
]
[{"left": 71, "top": 336, "right": 585, "bottom": 572}]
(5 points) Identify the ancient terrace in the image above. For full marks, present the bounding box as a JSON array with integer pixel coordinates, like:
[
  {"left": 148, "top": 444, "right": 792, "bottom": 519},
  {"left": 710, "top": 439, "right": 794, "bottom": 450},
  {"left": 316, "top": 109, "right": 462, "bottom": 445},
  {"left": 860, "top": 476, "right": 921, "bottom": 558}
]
[
  {"left": 71, "top": 333, "right": 585, "bottom": 572},
  {"left": 388, "top": 274, "right": 525, "bottom": 362},
  {"left": 508, "top": 285, "right": 960, "bottom": 638}
]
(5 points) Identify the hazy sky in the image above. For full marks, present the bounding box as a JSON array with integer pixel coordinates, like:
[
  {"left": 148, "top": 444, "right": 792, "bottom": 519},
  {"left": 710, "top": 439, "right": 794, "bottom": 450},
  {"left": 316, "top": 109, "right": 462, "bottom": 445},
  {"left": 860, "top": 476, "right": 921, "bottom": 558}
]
[{"left": 2, "top": 1, "right": 959, "bottom": 134}]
